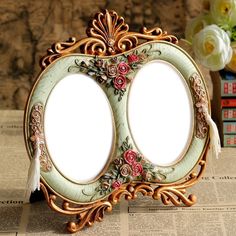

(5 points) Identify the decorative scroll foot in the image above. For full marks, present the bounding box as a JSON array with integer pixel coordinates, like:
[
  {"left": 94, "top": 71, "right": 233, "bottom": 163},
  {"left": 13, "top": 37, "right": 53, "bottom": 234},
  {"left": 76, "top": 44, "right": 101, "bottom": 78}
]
[
  {"left": 40, "top": 182, "right": 112, "bottom": 233},
  {"left": 153, "top": 186, "right": 197, "bottom": 207},
  {"left": 38, "top": 149, "right": 207, "bottom": 233},
  {"left": 108, "top": 154, "right": 207, "bottom": 208},
  {"left": 109, "top": 182, "right": 197, "bottom": 207},
  {"left": 66, "top": 201, "right": 112, "bottom": 233}
]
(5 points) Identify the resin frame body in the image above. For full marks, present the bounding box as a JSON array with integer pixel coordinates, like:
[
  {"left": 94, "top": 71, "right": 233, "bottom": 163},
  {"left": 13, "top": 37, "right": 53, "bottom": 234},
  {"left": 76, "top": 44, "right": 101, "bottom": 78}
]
[{"left": 24, "top": 10, "right": 210, "bottom": 233}]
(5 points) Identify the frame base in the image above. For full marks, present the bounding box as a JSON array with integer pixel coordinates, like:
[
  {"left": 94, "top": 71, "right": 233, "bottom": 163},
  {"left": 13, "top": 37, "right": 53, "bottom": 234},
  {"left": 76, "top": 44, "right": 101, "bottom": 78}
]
[{"left": 40, "top": 149, "right": 207, "bottom": 233}]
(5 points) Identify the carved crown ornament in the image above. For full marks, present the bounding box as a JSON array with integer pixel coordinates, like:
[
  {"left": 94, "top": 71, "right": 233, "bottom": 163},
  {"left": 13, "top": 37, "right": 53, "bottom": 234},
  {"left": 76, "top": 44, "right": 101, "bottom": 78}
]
[
  {"left": 24, "top": 9, "right": 213, "bottom": 234},
  {"left": 40, "top": 9, "right": 178, "bottom": 69}
]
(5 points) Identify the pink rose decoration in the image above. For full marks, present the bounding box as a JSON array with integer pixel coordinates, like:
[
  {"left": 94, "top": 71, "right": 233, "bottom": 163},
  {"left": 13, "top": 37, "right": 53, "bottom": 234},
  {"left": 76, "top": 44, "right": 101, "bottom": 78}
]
[
  {"left": 127, "top": 54, "right": 139, "bottom": 64},
  {"left": 117, "top": 62, "right": 130, "bottom": 75},
  {"left": 124, "top": 150, "right": 137, "bottom": 165},
  {"left": 112, "top": 180, "right": 122, "bottom": 190},
  {"left": 113, "top": 75, "right": 126, "bottom": 90},
  {"left": 132, "top": 162, "right": 143, "bottom": 177}
]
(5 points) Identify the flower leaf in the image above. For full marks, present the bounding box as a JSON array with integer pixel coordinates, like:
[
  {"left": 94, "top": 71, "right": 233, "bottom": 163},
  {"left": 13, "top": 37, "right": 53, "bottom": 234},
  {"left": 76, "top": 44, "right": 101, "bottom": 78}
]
[
  {"left": 88, "top": 71, "right": 96, "bottom": 76},
  {"left": 114, "top": 89, "right": 119, "bottom": 95},
  {"left": 75, "top": 59, "right": 80, "bottom": 66},
  {"left": 158, "top": 167, "right": 174, "bottom": 175},
  {"left": 231, "top": 26, "right": 236, "bottom": 41}
]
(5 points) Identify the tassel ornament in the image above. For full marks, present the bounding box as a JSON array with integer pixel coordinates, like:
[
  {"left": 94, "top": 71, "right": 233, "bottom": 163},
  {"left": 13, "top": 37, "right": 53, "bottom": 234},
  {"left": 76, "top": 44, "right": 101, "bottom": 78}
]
[
  {"left": 203, "top": 106, "right": 221, "bottom": 159},
  {"left": 26, "top": 134, "right": 44, "bottom": 195}
]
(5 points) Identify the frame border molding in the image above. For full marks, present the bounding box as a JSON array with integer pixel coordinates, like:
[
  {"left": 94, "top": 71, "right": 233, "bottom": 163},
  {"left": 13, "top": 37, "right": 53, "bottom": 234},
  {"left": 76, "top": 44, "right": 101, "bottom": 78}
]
[{"left": 25, "top": 9, "right": 210, "bottom": 233}]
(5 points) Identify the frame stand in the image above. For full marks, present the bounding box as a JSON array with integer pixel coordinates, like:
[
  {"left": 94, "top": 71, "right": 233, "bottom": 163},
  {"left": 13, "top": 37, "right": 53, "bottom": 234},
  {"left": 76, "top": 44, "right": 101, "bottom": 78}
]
[
  {"left": 40, "top": 149, "right": 207, "bottom": 233},
  {"left": 30, "top": 9, "right": 209, "bottom": 233}
]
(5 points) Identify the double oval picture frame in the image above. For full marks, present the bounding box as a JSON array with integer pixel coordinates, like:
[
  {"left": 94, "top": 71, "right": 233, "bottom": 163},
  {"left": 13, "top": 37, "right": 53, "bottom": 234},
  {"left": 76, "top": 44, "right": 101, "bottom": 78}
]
[{"left": 24, "top": 10, "right": 211, "bottom": 233}]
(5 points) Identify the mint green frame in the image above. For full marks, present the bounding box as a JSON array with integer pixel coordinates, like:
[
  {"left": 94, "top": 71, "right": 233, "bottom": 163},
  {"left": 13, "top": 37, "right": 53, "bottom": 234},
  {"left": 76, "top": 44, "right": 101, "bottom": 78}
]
[{"left": 24, "top": 41, "right": 209, "bottom": 204}]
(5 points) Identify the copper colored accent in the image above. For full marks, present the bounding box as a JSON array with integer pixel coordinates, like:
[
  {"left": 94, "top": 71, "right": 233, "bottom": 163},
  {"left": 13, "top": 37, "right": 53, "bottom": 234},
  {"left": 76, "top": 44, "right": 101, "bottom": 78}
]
[
  {"left": 39, "top": 148, "right": 207, "bottom": 232},
  {"left": 109, "top": 151, "right": 207, "bottom": 207},
  {"left": 190, "top": 72, "right": 209, "bottom": 139},
  {"left": 40, "top": 182, "right": 112, "bottom": 233},
  {"left": 30, "top": 104, "right": 52, "bottom": 172},
  {"left": 35, "top": 10, "right": 209, "bottom": 233},
  {"left": 40, "top": 9, "right": 178, "bottom": 69}
]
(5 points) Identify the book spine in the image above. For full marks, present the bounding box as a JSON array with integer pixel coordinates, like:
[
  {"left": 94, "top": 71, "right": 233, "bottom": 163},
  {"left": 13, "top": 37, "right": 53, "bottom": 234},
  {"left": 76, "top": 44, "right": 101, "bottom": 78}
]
[
  {"left": 223, "top": 122, "right": 236, "bottom": 134},
  {"left": 221, "top": 80, "right": 236, "bottom": 96},
  {"left": 222, "top": 108, "right": 236, "bottom": 121},
  {"left": 221, "top": 99, "right": 236, "bottom": 107},
  {"left": 224, "top": 134, "right": 236, "bottom": 147}
]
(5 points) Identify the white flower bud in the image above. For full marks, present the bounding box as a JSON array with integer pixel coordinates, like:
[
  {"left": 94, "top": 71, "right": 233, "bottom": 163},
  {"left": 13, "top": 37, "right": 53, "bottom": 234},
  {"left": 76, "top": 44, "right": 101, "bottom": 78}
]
[
  {"left": 185, "top": 14, "right": 212, "bottom": 42},
  {"left": 210, "top": 0, "right": 236, "bottom": 26}
]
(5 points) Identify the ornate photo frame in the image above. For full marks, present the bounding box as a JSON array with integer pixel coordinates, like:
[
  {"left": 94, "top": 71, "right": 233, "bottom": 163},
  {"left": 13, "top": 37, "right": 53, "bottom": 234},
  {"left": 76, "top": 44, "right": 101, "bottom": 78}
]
[{"left": 24, "top": 10, "right": 210, "bottom": 233}]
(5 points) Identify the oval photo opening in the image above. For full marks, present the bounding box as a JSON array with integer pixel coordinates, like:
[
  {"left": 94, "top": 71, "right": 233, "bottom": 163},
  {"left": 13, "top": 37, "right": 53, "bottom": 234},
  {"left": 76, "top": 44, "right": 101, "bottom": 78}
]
[
  {"left": 44, "top": 74, "right": 114, "bottom": 183},
  {"left": 128, "top": 60, "right": 193, "bottom": 166}
]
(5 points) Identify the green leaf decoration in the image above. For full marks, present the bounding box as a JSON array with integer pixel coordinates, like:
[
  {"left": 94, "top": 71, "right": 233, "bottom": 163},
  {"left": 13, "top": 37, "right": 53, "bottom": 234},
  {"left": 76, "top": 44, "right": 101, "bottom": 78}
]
[{"left": 68, "top": 46, "right": 156, "bottom": 101}]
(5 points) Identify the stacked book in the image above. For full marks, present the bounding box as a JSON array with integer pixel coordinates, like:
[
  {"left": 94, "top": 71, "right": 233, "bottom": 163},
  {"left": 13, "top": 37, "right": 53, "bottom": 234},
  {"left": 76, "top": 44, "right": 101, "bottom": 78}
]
[{"left": 211, "top": 70, "right": 236, "bottom": 147}]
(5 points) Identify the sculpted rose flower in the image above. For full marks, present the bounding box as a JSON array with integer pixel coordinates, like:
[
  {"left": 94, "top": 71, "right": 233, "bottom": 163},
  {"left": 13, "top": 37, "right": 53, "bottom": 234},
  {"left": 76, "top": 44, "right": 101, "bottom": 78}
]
[
  {"left": 132, "top": 162, "right": 143, "bottom": 177},
  {"left": 210, "top": 0, "right": 236, "bottom": 26},
  {"left": 107, "top": 64, "right": 118, "bottom": 78},
  {"left": 96, "top": 74, "right": 107, "bottom": 83},
  {"left": 142, "top": 171, "right": 152, "bottom": 181},
  {"left": 120, "top": 164, "right": 132, "bottom": 177},
  {"left": 117, "top": 62, "right": 130, "bottom": 75},
  {"left": 113, "top": 75, "right": 126, "bottom": 90},
  {"left": 124, "top": 150, "right": 137, "bottom": 165},
  {"left": 111, "top": 180, "right": 122, "bottom": 190},
  {"left": 139, "top": 53, "right": 147, "bottom": 61},
  {"left": 110, "top": 57, "right": 118, "bottom": 64},
  {"left": 113, "top": 157, "right": 123, "bottom": 166},
  {"left": 153, "top": 173, "right": 163, "bottom": 182},
  {"left": 127, "top": 54, "right": 139, "bottom": 64},
  {"left": 192, "top": 24, "right": 232, "bottom": 71},
  {"left": 185, "top": 13, "right": 212, "bottom": 42},
  {"left": 95, "top": 59, "right": 104, "bottom": 68},
  {"left": 101, "top": 182, "right": 110, "bottom": 190}
]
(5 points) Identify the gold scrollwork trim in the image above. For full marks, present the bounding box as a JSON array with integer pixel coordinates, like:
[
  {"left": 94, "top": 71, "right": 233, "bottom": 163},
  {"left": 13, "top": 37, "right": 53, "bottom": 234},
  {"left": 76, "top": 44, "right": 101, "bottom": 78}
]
[
  {"left": 35, "top": 9, "right": 209, "bottom": 234},
  {"left": 40, "top": 183, "right": 112, "bottom": 233},
  {"left": 39, "top": 148, "right": 207, "bottom": 232},
  {"left": 40, "top": 9, "right": 178, "bottom": 69},
  {"left": 190, "top": 72, "right": 209, "bottom": 139},
  {"left": 30, "top": 103, "right": 52, "bottom": 172}
]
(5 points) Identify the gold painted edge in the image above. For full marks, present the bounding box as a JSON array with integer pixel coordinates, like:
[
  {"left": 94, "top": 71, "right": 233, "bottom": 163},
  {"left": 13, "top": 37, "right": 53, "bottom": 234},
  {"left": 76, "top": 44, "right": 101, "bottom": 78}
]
[{"left": 24, "top": 41, "right": 210, "bottom": 205}]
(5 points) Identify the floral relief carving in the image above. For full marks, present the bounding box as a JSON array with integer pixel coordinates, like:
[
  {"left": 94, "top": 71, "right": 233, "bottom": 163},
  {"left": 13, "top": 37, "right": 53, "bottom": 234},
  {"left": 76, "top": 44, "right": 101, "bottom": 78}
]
[
  {"left": 41, "top": 10, "right": 177, "bottom": 69},
  {"left": 29, "top": 103, "right": 52, "bottom": 172},
  {"left": 30, "top": 9, "right": 211, "bottom": 234},
  {"left": 95, "top": 137, "right": 174, "bottom": 196},
  {"left": 68, "top": 46, "right": 159, "bottom": 101},
  {"left": 190, "top": 72, "right": 209, "bottom": 139}
]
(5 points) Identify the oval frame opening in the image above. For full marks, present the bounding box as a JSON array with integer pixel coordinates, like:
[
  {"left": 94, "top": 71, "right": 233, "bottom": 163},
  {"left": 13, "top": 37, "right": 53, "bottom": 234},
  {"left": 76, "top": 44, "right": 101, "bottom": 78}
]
[
  {"left": 44, "top": 73, "right": 115, "bottom": 184},
  {"left": 128, "top": 60, "right": 194, "bottom": 167}
]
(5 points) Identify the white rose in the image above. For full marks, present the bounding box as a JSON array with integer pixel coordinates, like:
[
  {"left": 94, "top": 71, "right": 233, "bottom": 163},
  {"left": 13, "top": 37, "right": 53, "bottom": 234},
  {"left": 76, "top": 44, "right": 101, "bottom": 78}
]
[
  {"left": 192, "top": 24, "right": 232, "bottom": 71},
  {"left": 210, "top": 0, "right": 236, "bottom": 26},
  {"left": 185, "top": 13, "right": 212, "bottom": 42}
]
